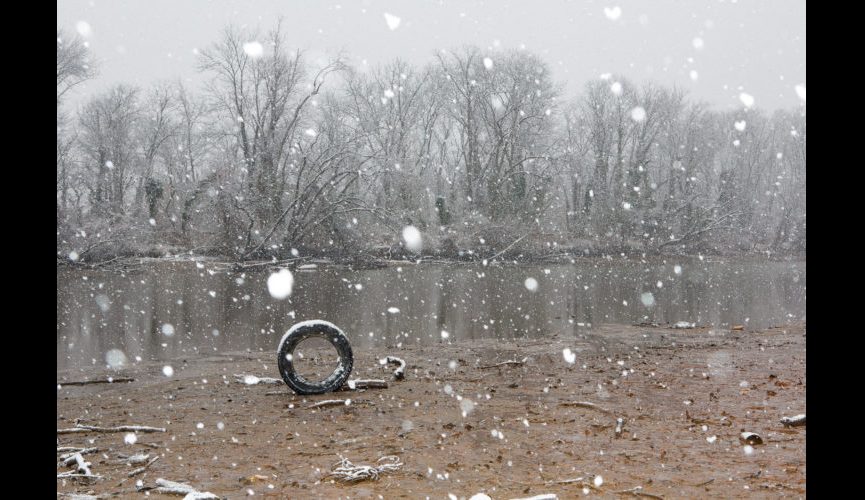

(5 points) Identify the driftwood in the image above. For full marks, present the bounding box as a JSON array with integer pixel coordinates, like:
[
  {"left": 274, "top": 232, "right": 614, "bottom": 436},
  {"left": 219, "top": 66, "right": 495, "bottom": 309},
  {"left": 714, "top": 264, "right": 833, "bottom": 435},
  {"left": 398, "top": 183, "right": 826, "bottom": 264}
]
[
  {"left": 345, "top": 379, "right": 389, "bottom": 390},
  {"left": 488, "top": 233, "right": 530, "bottom": 261},
  {"left": 386, "top": 356, "right": 406, "bottom": 379},
  {"left": 128, "top": 456, "right": 160, "bottom": 477},
  {"left": 308, "top": 399, "right": 351, "bottom": 409},
  {"left": 59, "top": 377, "right": 135, "bottom": 386},
  {"left": 153, "top": 478, "right": 218, "bottom": 498},
  {"left": 615, "top": 486, "right": 665, "bottom": 499},
  {"left": 478, "top": 358, "right": 527, "bottom": 369},
  {"left": 59, "top": 447, "right": 100, "bottom": 465},
  {"left": 329, "top": 455, "right": 403, "bottom": 482},
  {"left": 557, "top": 401, "right": 614, "bottom": 415},
  {"left": 57, "top": 453, "right": 101, "bottom": 480},
  {"left": 58, "top": 424, "right": 167, "bottom": 434}
]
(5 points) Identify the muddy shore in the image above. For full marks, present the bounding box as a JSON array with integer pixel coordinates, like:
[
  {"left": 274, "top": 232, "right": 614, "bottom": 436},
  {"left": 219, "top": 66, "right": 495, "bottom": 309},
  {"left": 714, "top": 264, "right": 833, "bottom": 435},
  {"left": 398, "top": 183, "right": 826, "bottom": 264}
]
[{"left": 57, "top": 322, "right": 805, "bottom": 499}]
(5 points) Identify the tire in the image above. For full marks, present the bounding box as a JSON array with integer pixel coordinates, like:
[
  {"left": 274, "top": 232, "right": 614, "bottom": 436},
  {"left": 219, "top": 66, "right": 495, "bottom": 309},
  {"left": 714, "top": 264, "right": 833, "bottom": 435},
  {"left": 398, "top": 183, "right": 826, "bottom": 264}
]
[{"left": 277, "top": 320, "right": 353, "bottom": 395}]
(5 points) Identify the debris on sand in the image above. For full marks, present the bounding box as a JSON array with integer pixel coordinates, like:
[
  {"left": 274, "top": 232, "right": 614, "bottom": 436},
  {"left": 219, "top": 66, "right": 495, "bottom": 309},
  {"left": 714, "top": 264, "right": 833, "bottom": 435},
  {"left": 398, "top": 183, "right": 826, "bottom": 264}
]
[
  {"left": 329, "top": 455, "right": 403, "bottom": 482},
  {"left": 739, "top": 432, "right": 763, "bottom": 445},
  {"left": 780, "top": 414, "right": 806, "bottom": 427}
]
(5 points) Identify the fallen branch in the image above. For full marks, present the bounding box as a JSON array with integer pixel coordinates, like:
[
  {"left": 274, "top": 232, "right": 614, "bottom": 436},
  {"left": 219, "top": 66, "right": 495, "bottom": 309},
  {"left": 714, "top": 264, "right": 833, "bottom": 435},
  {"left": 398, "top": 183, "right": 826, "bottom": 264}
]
[
  {"left": 153, "top": 478, "right": 218, "bottom": 498},
  {"left": 550, "top": 477, "right": 584, "bottom": 485},
  {"left": 59, "top": 447, "right": 100, "bottom": 465},
  {"left": 58, "top": 377, "right": 135, "bottom": 386},
  {"left": 234, "top": 374, "right": 283, "bottom": 385},
  {"left": 558, "top": 401, "right": 614, "bottom": 415},
  {"left": 308, "top": 399, "right": 351, "bottom": 409},
  {"left": 58, "top": 424, "right": 167, "bottom": 434},
  {"left": 329, "top": 455, "right": 403, "bottom": 482},
  {"left": 478, "top": 358, "right": 527, "bottom": 370},
  {"left": 344, "top": 379, "right": 389, "bottom": 390},
  {"left": 615, "top": 486, "right": 665, "bottom": 499},
  {"left": 386, "top": 356, "right": 406, "bottom": 379},
  {"left": 488, "top": 233, "right": 530, "bottom": 261},
  {"left": 127, "top": 456, "right": 160, "bottom": 477},
  {"left": 57, "top": 453, "right": 101, "bottom": 480}
]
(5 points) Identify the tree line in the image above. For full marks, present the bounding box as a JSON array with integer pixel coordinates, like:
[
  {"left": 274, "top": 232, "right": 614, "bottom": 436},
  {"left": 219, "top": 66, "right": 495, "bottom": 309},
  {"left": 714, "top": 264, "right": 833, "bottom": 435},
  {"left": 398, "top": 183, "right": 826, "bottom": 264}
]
[{"left": 57, "top": 22, "right": 805, "bottom": 262}]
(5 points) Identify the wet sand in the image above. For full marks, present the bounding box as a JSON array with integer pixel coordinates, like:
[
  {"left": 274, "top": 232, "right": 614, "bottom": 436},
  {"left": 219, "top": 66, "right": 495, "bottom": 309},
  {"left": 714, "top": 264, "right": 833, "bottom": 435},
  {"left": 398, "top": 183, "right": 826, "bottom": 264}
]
[{"left": 57, "top": 322, "right": 805, "bottom": 499}]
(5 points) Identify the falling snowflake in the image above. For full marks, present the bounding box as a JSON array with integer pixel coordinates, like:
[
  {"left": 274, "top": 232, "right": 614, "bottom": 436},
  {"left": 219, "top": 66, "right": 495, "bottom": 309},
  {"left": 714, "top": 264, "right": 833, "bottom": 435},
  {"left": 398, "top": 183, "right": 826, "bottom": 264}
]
[
  {"left": 692, "top": 37, "right": 704, "bottom": 50},
  {"left": 562, "top": 348, "right": 576, "bottom": 364},
  {"left": 739, "top": 92, "right": 755, "bottom": 108},
  {"left": 630, "top": 106, "right": 646, "bottom": 122},
  {"left": 161, "top": 323, "right": 175, "bottom": 337},
  {"left": 402, "top": 225, "right": 422, "bottom": 252},
  {"left": 734, "top": 120, "right": 746, "bottom": 131},
  {"left": 76, "top": 21, "right": 92, "bottom": 37},
  {"left": 124, "top": 432, "right": 137, "bottom": 445},
  {"left": 610, "top": 81, "right": 623, "bottom": 95},
  {"left": 384, "top": 12, "right": 401, "bottom": 30},
  {"left": 603, "top": 6, "right": 622, "bottom": 20},
  {"left": 105, "top": 349, "right": 128, "bottom": 368},
  {"left": 267, "top": 269, "right": 294, "bottom": 299},
  {"left": 460, "top": 398, "right": 475, "bottom": 417},
  {"left": 524, "top": 277, "right": 538, "bottom": 291},
  {"left": 162, "top": 365, "right": 174, "bottom": 377},
  {"left": 640, "top": 292, "right": 655, "bottom": 307},
  {"left": 388, "top": 307, "right": 401, "bottom": 314},
  {"left": 794, "top": 84, "right": 806, "bottom": 101},
  {"left": 243, "top": 41, "right": 264, "bottom": 58},
  {"left": 689, "top": 70, "right": 699, "bottom": 81},
  {"left": 483, "top": 57, "right": 494, "bottom": 70}
]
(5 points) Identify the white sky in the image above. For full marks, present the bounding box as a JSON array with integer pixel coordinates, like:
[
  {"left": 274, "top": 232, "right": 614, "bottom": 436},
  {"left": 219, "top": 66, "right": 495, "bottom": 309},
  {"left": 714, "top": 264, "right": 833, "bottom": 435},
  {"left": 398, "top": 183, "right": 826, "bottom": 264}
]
[{"left": 57, "top": 0, "right": 805, "bottom": 111}]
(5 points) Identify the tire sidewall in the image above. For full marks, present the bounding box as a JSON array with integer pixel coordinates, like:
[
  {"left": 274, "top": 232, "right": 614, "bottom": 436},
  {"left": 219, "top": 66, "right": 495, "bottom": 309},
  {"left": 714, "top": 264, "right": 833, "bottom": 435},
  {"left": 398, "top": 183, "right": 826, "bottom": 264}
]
[{"left": 277, "top": 321, "right": 353, "bottom": 395}]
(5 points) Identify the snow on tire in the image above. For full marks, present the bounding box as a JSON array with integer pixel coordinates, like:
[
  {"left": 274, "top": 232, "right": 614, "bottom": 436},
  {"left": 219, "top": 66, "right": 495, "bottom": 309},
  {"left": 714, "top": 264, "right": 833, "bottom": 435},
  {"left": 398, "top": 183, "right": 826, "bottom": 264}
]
[{"left": 277, "top": 320, "right": 354, "bottom": 395}]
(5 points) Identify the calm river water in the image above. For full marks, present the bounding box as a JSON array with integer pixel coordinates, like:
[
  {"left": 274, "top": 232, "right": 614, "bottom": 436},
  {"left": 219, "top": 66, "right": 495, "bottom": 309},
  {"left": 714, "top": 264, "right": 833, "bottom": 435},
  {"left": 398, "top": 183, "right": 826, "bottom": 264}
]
[{"left": 57, "top": 258, "right": 805, "bottom": 372}]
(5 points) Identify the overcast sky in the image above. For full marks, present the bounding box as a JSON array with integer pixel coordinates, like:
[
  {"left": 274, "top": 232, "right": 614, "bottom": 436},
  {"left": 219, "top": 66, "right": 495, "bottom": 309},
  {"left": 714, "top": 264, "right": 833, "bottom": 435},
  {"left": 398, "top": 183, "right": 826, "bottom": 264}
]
[{"left": 57, "top": 0, "right": 805, "bottom": 111}]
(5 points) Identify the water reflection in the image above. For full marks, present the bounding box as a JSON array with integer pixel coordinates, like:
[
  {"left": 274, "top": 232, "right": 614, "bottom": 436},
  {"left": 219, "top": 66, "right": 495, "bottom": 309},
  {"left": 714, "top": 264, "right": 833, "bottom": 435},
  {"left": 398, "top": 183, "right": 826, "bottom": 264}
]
[{"left": 57, "top": 258, "right": 805, "bottom": 371}]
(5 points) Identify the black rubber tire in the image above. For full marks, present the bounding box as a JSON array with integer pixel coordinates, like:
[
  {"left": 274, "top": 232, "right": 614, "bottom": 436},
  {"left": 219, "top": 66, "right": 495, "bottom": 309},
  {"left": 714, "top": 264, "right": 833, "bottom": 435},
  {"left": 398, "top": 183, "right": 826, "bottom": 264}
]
[{"left": 277, "top": 320, "right": 353, "bottom": 395}]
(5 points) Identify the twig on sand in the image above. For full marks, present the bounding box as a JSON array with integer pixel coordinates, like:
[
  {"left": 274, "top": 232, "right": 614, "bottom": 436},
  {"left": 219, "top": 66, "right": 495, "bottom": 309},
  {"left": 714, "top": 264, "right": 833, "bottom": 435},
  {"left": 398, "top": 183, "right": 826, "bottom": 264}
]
[
  {"left": 478, "top": 358, "right": 527, "bottom": 369},
  {"left": 58, "top": 377, "right": 135, "bottom": 386},
  {"left": 344, "top": 379, "right": 389, "bottom": 390},
  {"left": 308, "top": 399, "right": 353, "bottom": 409},
  {"left": 551, "top": 477, "right": 584, "bottom": 484},
  {"left": 57, "top": 453, "right": 101, "bottom": 480},
  {"left": 59, "top": 447, "right": 101, "bottom": 465},
  {"left": 127, "top": 456, "right": 160, "bottom": 477},
  {"left": 386, "top": 356, "right": 406, "bottom": 379},
  {"left": 558, "top": 401, "right": 614, "bottom": 415},
  {"left": 329, "top": 455, "right": 403, "bottom": 482},
  {"left": 57, "top": 424, "right": 167, "bottom": 434},
  {"left": 694, "top": 478, "right": 715, "bottom": 487},
  {"left": 153, "top": 478, "right": 218, "bottom": 498},
  {"left": 509, "top": 494, "right": 558, "bottom": 500},
  {"left": 615, "top": 486, "right": 665, "bottom": 499}
]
